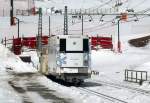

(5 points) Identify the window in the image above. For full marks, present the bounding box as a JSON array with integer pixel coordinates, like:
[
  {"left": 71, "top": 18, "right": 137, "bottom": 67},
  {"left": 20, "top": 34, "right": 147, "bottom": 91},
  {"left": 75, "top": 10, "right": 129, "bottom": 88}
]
[
  {"left": 60, "top": 38, "right": 89, "bottom": 53},
  {"left": 60, "top": 39, "right": 66, "bottom": 52},
  {"left": 83, "top": 39, "right": 89, "bottom": 52}
]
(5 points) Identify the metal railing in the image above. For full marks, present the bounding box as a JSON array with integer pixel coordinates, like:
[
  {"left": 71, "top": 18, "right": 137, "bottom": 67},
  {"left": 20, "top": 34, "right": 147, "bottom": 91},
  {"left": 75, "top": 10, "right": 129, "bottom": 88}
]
[{"left": 125, "top": 69, "right": 148, "bottom": 83}]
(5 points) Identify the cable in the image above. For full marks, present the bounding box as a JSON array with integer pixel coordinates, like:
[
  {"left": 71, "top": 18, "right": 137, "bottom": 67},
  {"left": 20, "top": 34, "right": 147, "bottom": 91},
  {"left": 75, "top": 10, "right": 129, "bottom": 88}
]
[
  {"left": 69, "top": 18, "right": 115, "bottom": 32},
  {"left": 82, "top": 15, "right": 150, "bottom": 34},
  {"left": 86, "top": 0, "right": 114, "bottom": 11},
  {"left": 129, "top": 0, "right": 148, "bottom": 10}
]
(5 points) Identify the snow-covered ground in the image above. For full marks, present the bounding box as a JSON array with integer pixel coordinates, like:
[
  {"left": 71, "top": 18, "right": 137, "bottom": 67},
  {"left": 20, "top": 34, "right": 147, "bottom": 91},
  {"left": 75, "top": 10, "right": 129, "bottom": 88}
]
[
  {"left": 1, "top": 0, "right": 150, "bottom": 103},
  {"left": 1, "top": 36, "right": 150, "bottom": 103}
]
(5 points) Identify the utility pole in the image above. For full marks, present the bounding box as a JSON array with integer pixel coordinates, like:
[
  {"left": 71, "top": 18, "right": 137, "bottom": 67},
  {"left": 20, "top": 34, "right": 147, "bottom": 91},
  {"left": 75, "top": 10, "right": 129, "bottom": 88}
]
[
  {"left": 28, "top": 0, "right": 30, "bottom": 16},
  {"left": 37, "top": 8, "right": 42, "bottom": 53},
  {"left": 10, "top": 0, "right": 14, "bottom": 25},
  {"left": 64, "top": 6, "right": 68, "bottom": 35},
  {"left": 81, "top": 15, "right": 83, "bottom": 35},
  {"left": 117, "top": 19, "right": 121, "bottom": 53},
  {"left": 15, "top": 17, "right": 20, "bottom": 38},
  {"left": 49, "top": 16, "right": 51, "bottom": 37}
]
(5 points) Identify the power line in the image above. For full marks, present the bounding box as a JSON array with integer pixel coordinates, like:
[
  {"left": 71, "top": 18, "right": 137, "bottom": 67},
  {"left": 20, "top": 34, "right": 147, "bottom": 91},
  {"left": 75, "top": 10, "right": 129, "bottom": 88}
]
[
  {"left": 87, "top": 0, "right": 114, "bottom": 11},
  {"left": 129, "top": 0, "right": 148, "bottom": 10}
]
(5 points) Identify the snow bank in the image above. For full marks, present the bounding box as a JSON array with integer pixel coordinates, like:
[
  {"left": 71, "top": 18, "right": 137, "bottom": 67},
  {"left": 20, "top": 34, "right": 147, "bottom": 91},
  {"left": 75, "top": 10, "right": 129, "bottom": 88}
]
[
  {"left": 0, "top": 44, "right": 37, "bottom": 73},
  {"left": 21, "top": 50, "right": 39, "bottom": 68}
]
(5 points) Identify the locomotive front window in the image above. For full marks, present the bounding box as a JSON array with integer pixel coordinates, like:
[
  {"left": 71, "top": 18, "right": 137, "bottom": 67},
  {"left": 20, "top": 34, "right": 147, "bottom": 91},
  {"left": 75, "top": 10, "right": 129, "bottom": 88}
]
[
  {"left": 83, "top": 39, "right": 89, "bottom": 52},
  {"left": 60, "top": 38, "right": 89, "bottom": 53},
  {"left": 60, "top": 39, "right": 66, "bottom": 52}
]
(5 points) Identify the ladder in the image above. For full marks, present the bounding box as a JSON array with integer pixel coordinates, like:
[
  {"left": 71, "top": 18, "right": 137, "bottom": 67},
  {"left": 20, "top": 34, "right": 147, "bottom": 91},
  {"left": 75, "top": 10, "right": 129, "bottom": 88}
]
[
  {"left": 37, "top": 8, "right": 42, "bottom": 52},
  {"left": 64, "top": 6, "right": 68, "bottom": 35}
]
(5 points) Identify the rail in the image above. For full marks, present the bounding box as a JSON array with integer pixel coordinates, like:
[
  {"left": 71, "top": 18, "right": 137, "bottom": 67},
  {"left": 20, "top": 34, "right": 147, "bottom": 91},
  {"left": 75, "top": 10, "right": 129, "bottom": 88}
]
[{"left": 78, "top": 87, "right": 128, "bottom": 103}]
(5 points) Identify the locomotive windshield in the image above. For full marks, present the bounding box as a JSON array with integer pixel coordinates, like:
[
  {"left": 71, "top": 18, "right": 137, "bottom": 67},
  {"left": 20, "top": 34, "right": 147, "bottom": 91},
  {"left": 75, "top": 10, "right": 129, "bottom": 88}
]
[
  {"left": 59, "top": 38, "right": 89, "bottom": 53},
  {"left": 83, "top": 39, "right": 89, "bottom": 52},
  {"left": 59, "top": 39, "right": 66, "bottom": 52}
]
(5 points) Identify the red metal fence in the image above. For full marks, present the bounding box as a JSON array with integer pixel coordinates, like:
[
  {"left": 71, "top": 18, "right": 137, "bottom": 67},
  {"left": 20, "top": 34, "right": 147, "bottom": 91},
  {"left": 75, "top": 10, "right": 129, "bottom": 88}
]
[
  {"left": 91, "top": 36, "right": 113, "bottom": 50},
  {"left": 13, "top": 37, "right": 22, "bottom": 55},
  {"left": 2, "top": 36, "right": 49, "bottom": 55},
  {"left": 2, "top": 35, "right": 113, "bottom": 55},
  {"left": 22, "top": 36, "right": 48, "bottom": 49}
]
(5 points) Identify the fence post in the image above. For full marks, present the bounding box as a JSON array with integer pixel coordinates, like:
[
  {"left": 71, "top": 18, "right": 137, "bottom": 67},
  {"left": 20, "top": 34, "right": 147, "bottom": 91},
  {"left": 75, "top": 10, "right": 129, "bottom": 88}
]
[
  {"left": 127, "top": 70, "right": 128, "bottom": 81},
  {"left": 125, "top": 69, "right": 126, "bottom": 81},
  {"left": 131, "top": 71, "right": 133, "bottom": 82},
  {"left": 141, "top": 72, "right": 142, "bottom": 81},
  {"left": 146, "top": 72, "right": 147, "bottom": 81},
  {"left": 13, "top": 36, "right": 14, "bottom": 53},
  {"left": 97, "top": 34, "right": 98, "bottom": 50},
  {"left": 111, "top": 35, "right": 113, "bottom": 50},
  {"left": 136, "top": 71, "right": 137, "bottom": 83}
]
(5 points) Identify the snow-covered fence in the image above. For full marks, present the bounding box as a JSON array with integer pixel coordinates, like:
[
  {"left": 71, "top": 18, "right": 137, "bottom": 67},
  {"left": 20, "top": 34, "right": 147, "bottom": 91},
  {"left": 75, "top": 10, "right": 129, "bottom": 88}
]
[
  {"left": 0, "top": 0, "right": 35, "bottom": 16},
  {"left": 1, "top": 37, "right": 13, "bottom": 48}
]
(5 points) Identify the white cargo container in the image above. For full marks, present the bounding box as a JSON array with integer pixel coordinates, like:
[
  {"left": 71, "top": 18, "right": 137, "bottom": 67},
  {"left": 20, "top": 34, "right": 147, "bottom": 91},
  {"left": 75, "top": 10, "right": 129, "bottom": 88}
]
[{"left": 47, "top": 35, "right": 91, "bottom": 83}]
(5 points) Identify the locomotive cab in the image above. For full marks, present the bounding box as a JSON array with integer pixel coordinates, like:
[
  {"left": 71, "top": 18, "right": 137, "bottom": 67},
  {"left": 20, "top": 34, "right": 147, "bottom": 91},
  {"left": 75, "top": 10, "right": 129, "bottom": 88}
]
[{"left": 47, "top": 35, "right": 91, "bottom": 84}]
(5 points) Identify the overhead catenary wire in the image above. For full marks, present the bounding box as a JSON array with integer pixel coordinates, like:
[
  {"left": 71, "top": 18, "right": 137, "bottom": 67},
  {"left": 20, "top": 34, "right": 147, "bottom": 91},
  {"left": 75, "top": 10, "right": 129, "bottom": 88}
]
[
  {"left": 86, "top": 0, "right": 114, "bottom": 11},
  {"left": 54, "top": 12, "right": 150, "bottom": 34},
  {"left": 128, "top": 0, "right": 148, "bottom": 10},
  {"left": 35, "top": 0, "right": 148, "bottom": 34},
  {"left": 63, "top": 11, "right": 150, "bottom": 34},
  {"left": 81, "top": 15, "right": 150, "bottom": 34}
]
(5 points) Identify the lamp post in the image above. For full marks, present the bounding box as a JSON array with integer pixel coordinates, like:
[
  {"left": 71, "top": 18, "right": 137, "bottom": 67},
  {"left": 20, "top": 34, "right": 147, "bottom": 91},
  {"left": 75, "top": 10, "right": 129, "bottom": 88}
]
[
  {"left": 15, "top": 17, "right": 20, "bottom": 38},
  {"left": 117, "top": 19, "right": 121, "bottom": 53}
]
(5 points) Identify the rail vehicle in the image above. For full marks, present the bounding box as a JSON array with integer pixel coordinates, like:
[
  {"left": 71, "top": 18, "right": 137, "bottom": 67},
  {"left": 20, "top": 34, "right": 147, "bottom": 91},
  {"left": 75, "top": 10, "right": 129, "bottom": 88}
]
[{"left": 40, "top": 35, "right": 91, "bottom": 84}]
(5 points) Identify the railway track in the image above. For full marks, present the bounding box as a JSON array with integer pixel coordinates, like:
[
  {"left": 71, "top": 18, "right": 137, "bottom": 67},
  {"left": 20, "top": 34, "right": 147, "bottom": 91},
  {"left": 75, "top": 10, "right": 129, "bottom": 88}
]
[
  {"left": 77, "top": 87, "right": 128, "bottom": 103},
  {"left": 92, "top": 80, "right": 150, "bottom": 96}
]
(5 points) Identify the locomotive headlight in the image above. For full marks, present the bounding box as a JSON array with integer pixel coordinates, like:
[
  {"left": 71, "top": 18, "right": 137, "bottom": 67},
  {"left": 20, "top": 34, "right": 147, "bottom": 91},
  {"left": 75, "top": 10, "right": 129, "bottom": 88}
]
[{"left": 83, "top": 53, "right": 89, "bottom": 66}]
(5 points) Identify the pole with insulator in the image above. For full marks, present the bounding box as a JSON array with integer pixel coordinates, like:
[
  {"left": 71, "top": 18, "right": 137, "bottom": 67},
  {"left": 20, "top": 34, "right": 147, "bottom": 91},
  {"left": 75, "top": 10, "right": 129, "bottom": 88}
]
[
  {"left": 10, "top": 0, "right": 14, "bottom": 25},
  {"left": 64, "top": 6, "right": 68, "bottom": 35}
]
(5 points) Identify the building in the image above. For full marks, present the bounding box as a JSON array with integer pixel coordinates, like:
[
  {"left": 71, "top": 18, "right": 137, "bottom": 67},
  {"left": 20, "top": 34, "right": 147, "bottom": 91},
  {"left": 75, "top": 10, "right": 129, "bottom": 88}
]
[{"left": 0, "top": 0, "right": 35, "bottom": 16}]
